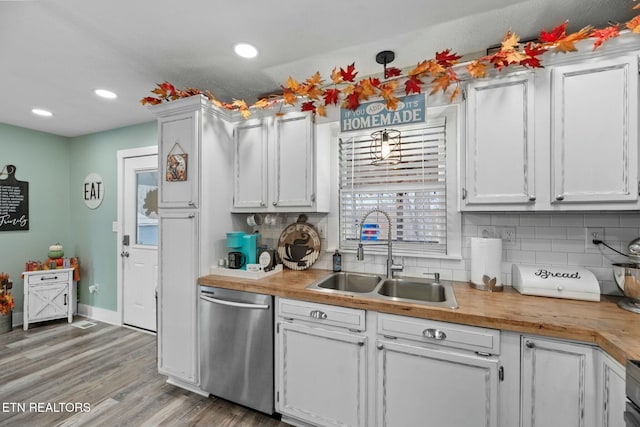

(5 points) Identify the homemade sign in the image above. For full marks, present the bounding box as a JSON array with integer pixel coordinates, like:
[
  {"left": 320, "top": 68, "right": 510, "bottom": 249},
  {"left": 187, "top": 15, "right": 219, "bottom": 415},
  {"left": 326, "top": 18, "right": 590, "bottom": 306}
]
[
  {"left": 340, "top": 94, "right": 425, "bottom": 132},
  {"left": 0, "top": 165, "right": 29, "bottom": 231},
  {"left": 83, "top": 173, "right": 104, "bottom": 209}
]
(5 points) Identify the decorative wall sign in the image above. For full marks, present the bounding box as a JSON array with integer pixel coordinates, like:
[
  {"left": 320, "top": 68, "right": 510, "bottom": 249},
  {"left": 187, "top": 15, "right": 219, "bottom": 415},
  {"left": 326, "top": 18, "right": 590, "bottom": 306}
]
[
  {"left": 277, "top": 214, "right": 321, "bottom": 271},
  {"left": 166, "top": 141, "right": 187, "bottom": 182},
  {"left": 83, "top": 173, "right": 104, "bottom": 209},
  {"left": 0, "top": 165, "right": 29, "bottom": 231},
  {"left": 340, "top": 94, "right": 425, "bottom": 132}
]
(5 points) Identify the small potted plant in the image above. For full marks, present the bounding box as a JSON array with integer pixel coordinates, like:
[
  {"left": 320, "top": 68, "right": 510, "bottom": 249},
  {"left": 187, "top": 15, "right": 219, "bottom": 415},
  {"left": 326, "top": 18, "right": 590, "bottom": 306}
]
[{"left": 0, "top": 273, "right": 14, "bottom": 334}]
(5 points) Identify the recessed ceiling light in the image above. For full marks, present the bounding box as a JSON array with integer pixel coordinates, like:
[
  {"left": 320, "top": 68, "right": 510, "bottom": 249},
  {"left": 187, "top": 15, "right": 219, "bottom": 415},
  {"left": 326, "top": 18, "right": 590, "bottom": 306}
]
[
  {"left": 234, "top": 43, "right": 258, "bottom": 59},
  {"left": 32, "top": 108, "right": 53, "bottom": 117},
  {"left": 95, "top": 89, "right": 117, "bottom": 99}
]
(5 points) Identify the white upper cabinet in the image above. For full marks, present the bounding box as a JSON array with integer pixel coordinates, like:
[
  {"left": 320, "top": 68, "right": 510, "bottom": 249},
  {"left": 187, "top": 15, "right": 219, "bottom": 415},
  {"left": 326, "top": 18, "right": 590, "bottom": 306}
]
[
  {"left": 233, "top": 119, "right": 269, "bottom": 209},
  {"left": 232, "top": 111, "right": 329, "bottom": 212},
  {"left": 272, "top": 113, "right": 315, "bottom": 208},
  {"left": 158, "top": 110, "right": 200, "bottom": 209},
  {"left": 551, "top": 54, "right": 639, "bottom": 205},
  {"left": 462, "top": 49, "right": 640, "bottom": 211},
  {"left": 464, "top": 73, "right": 536, "bottom": 206}
]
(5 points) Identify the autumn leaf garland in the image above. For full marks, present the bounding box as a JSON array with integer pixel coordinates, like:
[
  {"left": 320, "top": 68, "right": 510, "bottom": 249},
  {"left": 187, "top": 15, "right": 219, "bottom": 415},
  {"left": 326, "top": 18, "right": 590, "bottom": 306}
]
[{"left": 141, "top": 1, "right": 640, "bottom": 118}]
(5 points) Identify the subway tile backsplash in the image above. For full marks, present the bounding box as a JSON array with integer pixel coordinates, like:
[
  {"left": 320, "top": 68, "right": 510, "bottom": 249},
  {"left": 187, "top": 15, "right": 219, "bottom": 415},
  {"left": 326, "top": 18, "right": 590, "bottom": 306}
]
[{"left": 248, "top": 211, "right": 640, "bottom": 296}]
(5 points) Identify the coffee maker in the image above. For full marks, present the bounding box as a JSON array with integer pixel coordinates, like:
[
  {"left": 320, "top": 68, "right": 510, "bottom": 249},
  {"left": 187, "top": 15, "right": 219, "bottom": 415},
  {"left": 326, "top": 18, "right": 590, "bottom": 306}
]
[{"left": 226, "top": 231, "right": 259, "bottom": 270}]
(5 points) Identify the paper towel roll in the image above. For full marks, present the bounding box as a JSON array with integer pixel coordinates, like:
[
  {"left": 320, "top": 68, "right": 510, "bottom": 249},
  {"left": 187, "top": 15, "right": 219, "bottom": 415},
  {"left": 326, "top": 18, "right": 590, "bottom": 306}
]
[{"left": 470, "top": 237, "right": 503, "bottom": 286}]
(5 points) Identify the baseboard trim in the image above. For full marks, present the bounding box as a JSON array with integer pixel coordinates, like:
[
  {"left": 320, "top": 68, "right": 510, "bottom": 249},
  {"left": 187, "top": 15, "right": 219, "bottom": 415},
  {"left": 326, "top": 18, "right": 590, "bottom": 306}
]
[{"left": 77, "top": 303, "right": 120, "bottom": 326}]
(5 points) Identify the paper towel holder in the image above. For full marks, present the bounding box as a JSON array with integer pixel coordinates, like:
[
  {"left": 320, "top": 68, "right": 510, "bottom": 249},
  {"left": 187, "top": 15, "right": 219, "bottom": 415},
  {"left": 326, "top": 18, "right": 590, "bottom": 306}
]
[{"left": 470, "top": 274, "right": 504, "bottom": 292}]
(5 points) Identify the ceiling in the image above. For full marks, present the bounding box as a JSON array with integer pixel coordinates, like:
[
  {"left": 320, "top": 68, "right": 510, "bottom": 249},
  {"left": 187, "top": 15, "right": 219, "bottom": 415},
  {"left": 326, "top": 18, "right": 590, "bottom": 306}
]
[{"left": 1, "top": 0, "right": 636, "bottom": 137}]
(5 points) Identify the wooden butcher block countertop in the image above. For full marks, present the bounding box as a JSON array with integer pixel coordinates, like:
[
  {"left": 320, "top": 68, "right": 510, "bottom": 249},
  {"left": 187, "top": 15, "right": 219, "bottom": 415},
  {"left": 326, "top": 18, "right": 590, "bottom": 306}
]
[{"left": 199, "top": 268, "right": 640, "bottom": 365}]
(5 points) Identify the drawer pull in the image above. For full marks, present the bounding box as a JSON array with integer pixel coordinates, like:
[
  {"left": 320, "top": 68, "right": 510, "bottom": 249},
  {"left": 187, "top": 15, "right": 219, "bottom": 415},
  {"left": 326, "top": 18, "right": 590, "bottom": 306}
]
[
  {"left": 40, "top": 276, "right": 58, "bottom": 281},
  {"left": 309, "top": 310, "right": 327, "bottom": 320},
  {"left": 423, "top": 328, "right": 447, "bottom": 340}
]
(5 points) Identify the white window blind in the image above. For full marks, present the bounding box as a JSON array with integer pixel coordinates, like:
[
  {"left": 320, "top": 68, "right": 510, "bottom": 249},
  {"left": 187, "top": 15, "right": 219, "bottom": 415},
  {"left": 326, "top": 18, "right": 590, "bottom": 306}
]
[{"left": 339, "top": 121, "right": 448, "bottom": 255}]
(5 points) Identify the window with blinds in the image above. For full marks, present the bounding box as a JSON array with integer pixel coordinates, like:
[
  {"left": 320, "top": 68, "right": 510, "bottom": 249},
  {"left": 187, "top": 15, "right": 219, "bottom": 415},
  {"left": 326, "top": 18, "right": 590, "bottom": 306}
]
[{"left": 339, "top": 120, "right": 448, "bottom": 256}]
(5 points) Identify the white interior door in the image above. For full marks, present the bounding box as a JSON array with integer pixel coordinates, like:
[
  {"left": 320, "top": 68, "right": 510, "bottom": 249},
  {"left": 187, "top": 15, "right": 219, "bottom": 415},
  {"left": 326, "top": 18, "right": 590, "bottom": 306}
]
[{"left": 123, "top": 154, "right": 158, "bottom": 331}]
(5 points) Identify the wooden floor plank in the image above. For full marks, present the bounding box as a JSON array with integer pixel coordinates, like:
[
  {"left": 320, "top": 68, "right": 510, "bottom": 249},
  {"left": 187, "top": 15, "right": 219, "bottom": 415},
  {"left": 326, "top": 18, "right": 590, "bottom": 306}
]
[{"left": 0, "top": 319, "right": 288, "bottom": 427}]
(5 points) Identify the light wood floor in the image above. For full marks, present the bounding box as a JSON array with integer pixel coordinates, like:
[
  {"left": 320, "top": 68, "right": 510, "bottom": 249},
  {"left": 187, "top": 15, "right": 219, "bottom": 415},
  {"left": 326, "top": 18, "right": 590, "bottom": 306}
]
[{"left": 0, "top": 319, "right": 288, "bottom": 427}]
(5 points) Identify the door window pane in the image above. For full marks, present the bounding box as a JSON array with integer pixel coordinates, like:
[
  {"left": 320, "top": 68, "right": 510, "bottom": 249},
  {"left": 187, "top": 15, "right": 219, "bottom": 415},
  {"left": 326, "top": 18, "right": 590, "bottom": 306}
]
[{"left": 137, "top": 171, "right": 158, "bottom": 245}]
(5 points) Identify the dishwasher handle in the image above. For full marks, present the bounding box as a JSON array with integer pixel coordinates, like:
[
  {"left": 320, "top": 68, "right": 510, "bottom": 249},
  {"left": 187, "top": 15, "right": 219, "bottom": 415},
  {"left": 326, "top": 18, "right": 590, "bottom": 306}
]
[{"left": 199, "top": 294, "right": 270, "bottom": 310}]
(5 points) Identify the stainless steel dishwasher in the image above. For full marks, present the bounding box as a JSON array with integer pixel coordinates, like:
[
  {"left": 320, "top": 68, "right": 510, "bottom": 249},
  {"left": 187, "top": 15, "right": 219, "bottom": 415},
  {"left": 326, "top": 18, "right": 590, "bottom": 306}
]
[{"left": 199, "top": 286, "right": 274, "bottom": 414}]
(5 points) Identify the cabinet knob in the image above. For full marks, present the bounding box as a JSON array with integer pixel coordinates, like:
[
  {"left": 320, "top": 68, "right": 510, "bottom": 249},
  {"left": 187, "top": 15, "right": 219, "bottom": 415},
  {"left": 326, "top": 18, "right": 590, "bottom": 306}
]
[
  {"left": 188, "top": 201, "right": 195, "bottom": 207},
  {"left": 528, "top": 195, "right": 536, "bottom": 202},
  {"left": 260, "top": 202, "right": 265, "bottom": 207},
  {"left": 357, "top": 341, "right": 365, "bottom": 347},
  {"left": 272, "top": 202, "right": 277, "bottom": 206},
  {"left": 377, "top": 343, "right": 384, "bottom": 350},
  {"left": 120, "top": 251, "right": 130, "bottom": 258},
  {"left": 525, "top": 340, "right": 535, "bottom": 349},
  {"left": 555, "top": 195, "right": 565, "bottom": 201}
]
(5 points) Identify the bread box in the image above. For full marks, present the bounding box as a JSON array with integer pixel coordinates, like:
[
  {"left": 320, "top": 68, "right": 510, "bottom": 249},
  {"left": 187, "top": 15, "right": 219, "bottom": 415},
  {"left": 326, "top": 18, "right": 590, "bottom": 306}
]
[{"left": 511, "top": 264, "right": 601, "bottom": 302}]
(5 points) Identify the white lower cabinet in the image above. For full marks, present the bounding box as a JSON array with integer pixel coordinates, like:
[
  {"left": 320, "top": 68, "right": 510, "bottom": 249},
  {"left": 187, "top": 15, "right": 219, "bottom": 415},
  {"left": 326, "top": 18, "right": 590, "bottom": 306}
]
[
  {"left": 376, "top": 314, "right": 501, "bottom": 427},
  {"left": 521, "top": 335, "right": 597, "bottom": 427},
  {"left": 598, "top": 351, "right": 626, "bottom": 427},
  {"left": 275, "top": 301, "right": 626, "bottom": 427},
  {"left": 157, "top": 211, "right": 200, "bottom": 387},
  {"left": 376, "top": 340, "right": 499, "bottom": 427},
  {"left": 23, "top": 268, "right": 75, "bottom": 330},
  {"left": 275, "top": 299, "right": 367, "bottom": 427}
]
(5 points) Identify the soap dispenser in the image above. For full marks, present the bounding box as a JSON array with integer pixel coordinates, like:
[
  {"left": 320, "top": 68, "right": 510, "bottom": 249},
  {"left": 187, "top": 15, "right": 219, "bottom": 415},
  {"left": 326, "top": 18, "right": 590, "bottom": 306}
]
[{"left": 332, "top": 249, "right": 342, "bottom": 272}]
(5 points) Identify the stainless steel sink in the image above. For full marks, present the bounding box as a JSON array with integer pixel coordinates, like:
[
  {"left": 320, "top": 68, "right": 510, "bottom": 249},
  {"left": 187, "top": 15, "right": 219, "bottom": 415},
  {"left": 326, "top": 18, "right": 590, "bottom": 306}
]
[
  {"left": 306, "top": 273, "right": 458, "bottom": 309},
  {"left": 377, "top": 278, "right": 457, "bottom": 308},
  {"left": 308, "top": 272, "right": 383, "bottom": 293}
]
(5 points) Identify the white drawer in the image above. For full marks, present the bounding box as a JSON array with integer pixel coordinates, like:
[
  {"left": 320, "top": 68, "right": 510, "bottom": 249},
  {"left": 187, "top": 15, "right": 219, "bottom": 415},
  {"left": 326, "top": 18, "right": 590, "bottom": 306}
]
[
  {"left": 27, "top": 271, "right": 70, "bottom": 285},
  {"left": 28, "top": 270, "right": 69, "bottom": 285},
  {"left": 278, "top": 298, "right": 366, "bottom": 331},
  {"left": 378, "top": 313, "right": 500, "bottom": 355}
]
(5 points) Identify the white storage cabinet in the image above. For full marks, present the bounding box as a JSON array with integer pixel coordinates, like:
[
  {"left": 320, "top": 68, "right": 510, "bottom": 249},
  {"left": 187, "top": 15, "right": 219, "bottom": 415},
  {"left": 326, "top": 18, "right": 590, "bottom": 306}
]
[
  {"left": 150, "top": 94, "right": 235, "bottom": 394},
  {"left": 520, "top": 335, "right": 597, "bottom": 427},
  {"left": 23, "top": 268, "right": 75, "bottom": 330},
  {"left": 463, "top": 72, "right": 536, "bottom": 207},
  {"left": 375, "top": 313, "right": 501, "bottom": 427},
  {"left": 275, "top": 298, "right": 368, "bottom": 427},
  {"left": 232, "top": 111, "right": 329, "bottom": 212}
]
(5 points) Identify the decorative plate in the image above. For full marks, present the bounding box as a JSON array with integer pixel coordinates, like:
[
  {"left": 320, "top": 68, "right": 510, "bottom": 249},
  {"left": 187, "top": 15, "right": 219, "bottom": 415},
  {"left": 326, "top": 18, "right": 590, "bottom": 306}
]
[{"left": 277, "top": 215, "right": 321, "bottom": 271}]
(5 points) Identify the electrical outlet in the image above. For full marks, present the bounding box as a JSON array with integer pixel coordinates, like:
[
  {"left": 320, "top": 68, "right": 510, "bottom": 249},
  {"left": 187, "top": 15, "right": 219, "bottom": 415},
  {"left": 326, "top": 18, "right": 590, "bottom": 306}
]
[
  {"left": 585, "top": 227, "right": 604, "bottom": 253},
  {"left": 317, "top": 224, "right": 327, "bottom": 239},
  {"left": 496, "top": 226, "right": 517, "bottom": 248}
]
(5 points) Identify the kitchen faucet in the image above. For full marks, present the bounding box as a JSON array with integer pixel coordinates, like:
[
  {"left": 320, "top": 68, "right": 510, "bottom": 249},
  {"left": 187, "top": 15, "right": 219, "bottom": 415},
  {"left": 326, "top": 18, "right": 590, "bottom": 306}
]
[{"left": 357, "top": 208, "right": 403, "bottom": 279}]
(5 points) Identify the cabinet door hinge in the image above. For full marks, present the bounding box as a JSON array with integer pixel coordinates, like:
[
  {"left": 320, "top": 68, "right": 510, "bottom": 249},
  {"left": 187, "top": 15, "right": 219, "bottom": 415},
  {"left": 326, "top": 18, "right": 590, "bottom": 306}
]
[
  {"left": 461, "top": 89, "right": 467, "bottom": 101},
  {"left": 499, "top": 366, "right": 504, "bottom": 381},
  {"left": 276, "top": 323, "right": 280, "bottom": 334},
  {"left": 461, "top": 187, "right": 467, "bottom": 200},
  {"left": 277, "top": 391, "right": 279, "bottom": 402}
]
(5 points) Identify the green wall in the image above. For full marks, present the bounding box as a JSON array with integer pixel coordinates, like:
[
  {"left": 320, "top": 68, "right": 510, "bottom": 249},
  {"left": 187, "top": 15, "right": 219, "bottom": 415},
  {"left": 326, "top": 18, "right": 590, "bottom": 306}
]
[
  {"left": 0, "top": 124, "right": 71, "bottom": 312},
  {"left": 69, "top": 121, "right": 157, "bottom": 310},
  {"left": 0, "top": 120, "right": 157, "bottom": 314}
]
